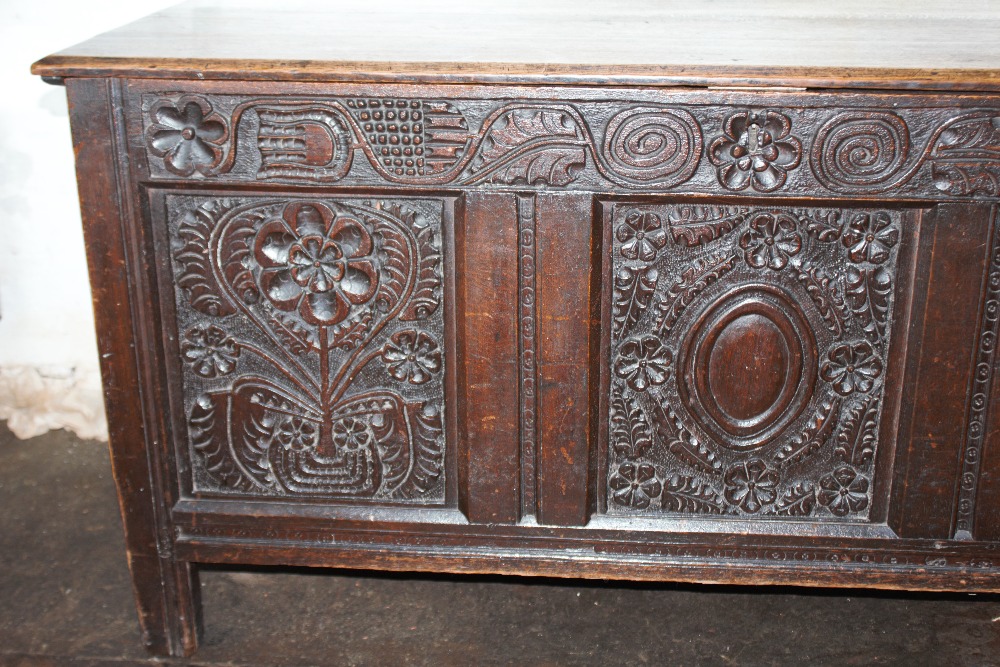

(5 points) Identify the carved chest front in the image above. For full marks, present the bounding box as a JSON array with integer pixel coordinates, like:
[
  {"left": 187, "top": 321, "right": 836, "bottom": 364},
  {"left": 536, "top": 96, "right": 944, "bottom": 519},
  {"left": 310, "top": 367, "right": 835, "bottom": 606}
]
[{"left": 33, "top": 2, "right": 1000, "bottom": 656}]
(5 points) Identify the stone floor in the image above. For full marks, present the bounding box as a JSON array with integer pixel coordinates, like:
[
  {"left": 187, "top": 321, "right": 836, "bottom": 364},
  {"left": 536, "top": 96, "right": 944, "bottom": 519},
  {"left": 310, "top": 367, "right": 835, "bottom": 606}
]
[{"left": 2, "top": 422, "right": 999, "bottom": 666}]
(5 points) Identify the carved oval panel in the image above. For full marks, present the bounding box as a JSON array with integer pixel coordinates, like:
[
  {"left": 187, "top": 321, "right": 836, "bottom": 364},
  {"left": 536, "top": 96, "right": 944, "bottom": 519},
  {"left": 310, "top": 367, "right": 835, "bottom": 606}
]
[{"left": 679, "top": 284, "right": 817, "bottom": 450}]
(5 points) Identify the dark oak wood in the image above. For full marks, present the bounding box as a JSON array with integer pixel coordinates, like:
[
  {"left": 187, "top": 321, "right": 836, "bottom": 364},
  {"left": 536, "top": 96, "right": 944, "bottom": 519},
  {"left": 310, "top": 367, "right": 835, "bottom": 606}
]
[
  {"left": 28, "top": 1, "right": 1000, "bottom": 92},
  {"left": 67, "top": 77, "right": 201, "bottom": 656},
  {"left": 36, "top": 3, "right": 1000, "bottom": 657}
]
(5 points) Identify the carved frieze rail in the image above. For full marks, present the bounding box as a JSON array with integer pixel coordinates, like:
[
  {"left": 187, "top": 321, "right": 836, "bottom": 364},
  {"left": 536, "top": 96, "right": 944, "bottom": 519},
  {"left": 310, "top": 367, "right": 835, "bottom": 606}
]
[
  {"left": 164, "top": 194, "right": 449, "bottom": 502},
  {"left": 140, "top": 93, "right": 1000, "bottom": 199},
  {"left": 604, "top": 203, "right": 904, "bottom": 520}
]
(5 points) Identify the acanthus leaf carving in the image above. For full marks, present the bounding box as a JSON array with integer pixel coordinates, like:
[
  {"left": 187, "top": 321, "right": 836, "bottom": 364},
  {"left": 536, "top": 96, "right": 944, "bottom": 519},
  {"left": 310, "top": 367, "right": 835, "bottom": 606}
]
[
  {"left": 174, "top": 200, "right": 238, "bottom": 316},
  {"left": 190, "top": 392, "right": 260, "bottom": 492},
  {"left": 610, "top": 389, "right": 653, "bottom": 460},
  {"left": 836, "top": 395, "right": 880, "bottom": 465},
  {"left": 652, "top": 396, "right": 722, "bottom": 476},
  {"left": 654, "top": 252, "right": 739, "bottom": 335},
  {"left": 795, "top": 262, "right": 848, "bottom": 337},
  {"left": 612, "top": 266, "right": 658, "bottom": 338},
  {"left": 772, "top": 482, "right": 817, "bottom": 517},
  {"left": 845, "top": 266, "right": 893, "bottom": 340},
  {"left": 472, "top": 108, "right": 586, "bottom": 186},
  {"left": 661, "top": 475, "right": 726, "bottom": 514},
  {"left": 774, "top": 398, "right": 841, "bottom": 468},
  {"left": 665, "top": 205, "right": 748, "bottom": 247}
]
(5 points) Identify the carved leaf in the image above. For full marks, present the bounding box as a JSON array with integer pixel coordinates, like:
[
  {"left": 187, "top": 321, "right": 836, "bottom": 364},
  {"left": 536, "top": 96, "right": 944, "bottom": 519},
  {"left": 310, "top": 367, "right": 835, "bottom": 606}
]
[
  {"left": 612, "top": 267, "right": 658, "bottom": 338},
  {"left": 475, "top": 109, "right": 586, "bottom": 186},
  {"left": 190, "top": 393, "right": 259, "bottom": 491},
  {"left": 267, "top": 312, "right": 313, "bottom": 355},
  {"left": 931, "top": 162, "right": 1000, "bottom": 197},
  {"left": 836, "top": 395, "right": 880, "bottom": 465},
  {"left": 218, "top": 209, "right": 263, "bottom": 305},
  {"left": 174, "top": 202, "right": 237, "bottom": 316},
  {"left": 661, "top": 475, "right": 726, "bottom": 514},
  {"left": 798, "top": 210, "right": 844, "bottom": 241},
  {"left": 610, "top": 391, "right": 653, "bottom": 459},
  {"left": 775, "top": 398, "right": 841, "bottom": 468},
  {"left": 655, "top": 253, "right": 739, "bottom": 335},
  {"left": 666, "top": 205, "right": 748, "bottom": 246},
  {"left": 773, "top": 483, "right": 817, "bottom": 517},
  {"left": 329, "top": 309, "right": 375, "bottom": 351},
  {"left": 396, "top": 402, "right": 446, "bottom": 498},
  {"left": 401, "top": 220, "right": 442, "bottom": 321},
  {"left": 846, "top": 267, "right": 892, "bottom": 340},
  {"left": 795, "top": 263, "right": 848, "bottom": 337},
  {"left": 933, "top": 116, "right": 1000, "bottom": 156},
  {"left": 372, "top": 218, "right": 412, "bottom": 316},
  {"left": 651, "top": 398, "right": 722, "bottom": 475}
]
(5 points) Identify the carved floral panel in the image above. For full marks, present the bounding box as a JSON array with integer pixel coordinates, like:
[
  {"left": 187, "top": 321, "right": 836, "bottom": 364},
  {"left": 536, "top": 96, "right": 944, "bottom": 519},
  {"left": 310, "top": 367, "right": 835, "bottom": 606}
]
[
  {"left": 163, "top": 194, "right": 448, "bottom": 502},
  {"left": 137, "top": 91, "right": 1000, "bottom": 199},
  {"left": 604, "top": 203, "right": 904, "bottom": 520}
]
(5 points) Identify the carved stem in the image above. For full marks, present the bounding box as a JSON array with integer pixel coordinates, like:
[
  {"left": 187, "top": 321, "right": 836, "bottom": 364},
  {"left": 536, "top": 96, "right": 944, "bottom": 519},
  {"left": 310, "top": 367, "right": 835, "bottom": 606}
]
[
  {"left": 237, "top": 342, "right": 321, "bottom": 399},
  {"left": 317, "top": 326, "right": 336, "bottom": 457}
]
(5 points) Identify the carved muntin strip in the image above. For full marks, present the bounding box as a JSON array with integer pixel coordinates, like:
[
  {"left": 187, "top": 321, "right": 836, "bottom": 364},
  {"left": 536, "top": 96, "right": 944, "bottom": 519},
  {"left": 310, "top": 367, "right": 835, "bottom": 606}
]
[
  {"left": 955, "top": 206, "right": 1000, "bottom": 539},
  {"left": 517, "top": 194, "right": 539, "bottom": 517}
]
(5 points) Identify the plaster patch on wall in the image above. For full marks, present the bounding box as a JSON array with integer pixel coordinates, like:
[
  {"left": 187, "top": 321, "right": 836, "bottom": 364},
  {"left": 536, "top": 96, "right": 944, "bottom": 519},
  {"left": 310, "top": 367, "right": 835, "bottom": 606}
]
[{"left": 0, "top": 365, "right": 107, "bottom": 441}]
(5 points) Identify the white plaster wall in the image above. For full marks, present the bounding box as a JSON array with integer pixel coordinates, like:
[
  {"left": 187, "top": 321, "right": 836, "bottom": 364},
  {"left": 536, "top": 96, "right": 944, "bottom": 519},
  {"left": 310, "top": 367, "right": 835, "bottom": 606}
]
[{"left": 0, "top": 1, "right": 176, "bottom": 440}]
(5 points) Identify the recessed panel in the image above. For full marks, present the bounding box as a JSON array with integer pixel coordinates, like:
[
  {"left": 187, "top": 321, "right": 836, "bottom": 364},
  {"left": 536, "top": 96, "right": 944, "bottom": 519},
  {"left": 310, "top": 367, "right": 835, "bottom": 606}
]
[
  {"left": 159, "top": 194, "right": 450, "bottom": 504},
  {"left": 605, "top": 203, "right": 904, "bottom": 520}
]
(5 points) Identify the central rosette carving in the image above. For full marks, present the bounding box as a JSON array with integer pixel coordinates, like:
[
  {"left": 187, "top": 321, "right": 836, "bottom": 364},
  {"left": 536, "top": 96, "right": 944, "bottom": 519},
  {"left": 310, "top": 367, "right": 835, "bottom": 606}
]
[{"left": 255, "top": 203, "right": 378, "bottom": 325}]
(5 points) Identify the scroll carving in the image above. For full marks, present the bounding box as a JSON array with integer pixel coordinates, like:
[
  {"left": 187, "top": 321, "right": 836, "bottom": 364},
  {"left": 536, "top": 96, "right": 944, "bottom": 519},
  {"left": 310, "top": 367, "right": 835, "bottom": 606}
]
[{"left": 140, "top": 92, "right": 1000, "bottom": 199}]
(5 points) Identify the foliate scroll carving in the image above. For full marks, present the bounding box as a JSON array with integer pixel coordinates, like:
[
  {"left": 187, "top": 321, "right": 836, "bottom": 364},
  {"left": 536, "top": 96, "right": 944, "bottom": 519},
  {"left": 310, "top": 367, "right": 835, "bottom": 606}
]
[
  {"left": 930, "top": 115, "right": 1000, "bottom": 196},
  {"left": 605, "top": 203, "right": 903, "bottom": 520},
  {"left": 166, "top": 195, "right": 448, "bottom": 502},
  {"left": 471, "top": 108, "right": 587, "bottom": 186},
  {"left": 140, "top": 91, "right": 1000, "bottom": 198}
]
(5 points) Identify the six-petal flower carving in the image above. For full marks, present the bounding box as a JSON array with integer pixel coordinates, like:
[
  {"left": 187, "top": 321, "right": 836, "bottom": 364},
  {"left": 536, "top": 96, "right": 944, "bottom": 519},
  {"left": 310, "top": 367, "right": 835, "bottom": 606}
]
[
  {"left": 275, "top": 415, "right": 319, "bottom": 452},
  {"left": 724, "top": 458, "right": 779, "bottom": 513},
  {"left": 180, "top": 325, "right": 240, "bottom": 378},
  {"left": 842, "top": 212, "right": 899, "bottom": 264},
  {"left": 332, "top": 417, "right": 375, "bottom": 453},
  {"left": 614, "top": 336, "right": 672, "bottom": 392},
  {"left": 818, "top": 466, "right": 870, "bottom": 516},
  {"left": 617, "top": 210, "right": 668, "bottom": 262},
  {"left": 254, "top": 202, "right": 379, "bottom": 326},
  {"left": 709, "top": 110, "right": 802, "bottom": 192},
  {"left": 382, "top": 330, "right": 442, "bottom": 384},
  {"left": 739, "top": 213, "right": 803, "bottom": 270},
  {"left": 147, "top": 97, "right": 228, "bottom": 176},
  {"left": 821, "top": 342, "right": 883, "bottom": 396},
  {"left": 610, "top": 462, "right": 662, "bottom": 509}
]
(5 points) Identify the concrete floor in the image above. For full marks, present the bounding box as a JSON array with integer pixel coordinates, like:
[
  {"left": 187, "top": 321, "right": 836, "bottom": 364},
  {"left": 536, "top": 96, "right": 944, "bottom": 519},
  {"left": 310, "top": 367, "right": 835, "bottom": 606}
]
[{"left": 2, "top": 423, "right": 1000, "bottom": 666}]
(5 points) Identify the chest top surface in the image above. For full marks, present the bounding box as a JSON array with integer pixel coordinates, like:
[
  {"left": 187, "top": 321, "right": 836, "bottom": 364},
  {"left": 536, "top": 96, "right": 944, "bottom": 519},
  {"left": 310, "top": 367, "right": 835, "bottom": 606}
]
[{"left": 29, "top": 0, "right": 1000, "bottom": 91}]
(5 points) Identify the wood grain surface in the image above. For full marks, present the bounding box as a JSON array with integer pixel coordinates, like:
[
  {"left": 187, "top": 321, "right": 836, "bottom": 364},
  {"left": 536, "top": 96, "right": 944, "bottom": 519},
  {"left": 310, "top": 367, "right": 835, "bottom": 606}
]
[{"left": 31, "top": 0, "right": 1000, "bottom": 91}]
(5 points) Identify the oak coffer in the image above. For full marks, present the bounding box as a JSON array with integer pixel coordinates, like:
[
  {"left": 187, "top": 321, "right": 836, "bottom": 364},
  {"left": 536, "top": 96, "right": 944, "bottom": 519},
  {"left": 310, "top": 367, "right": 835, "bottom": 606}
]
[{"left": 32, "top": 0, "right": 1000, "bottom": 656}]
